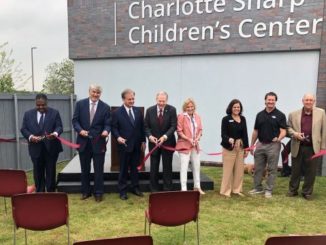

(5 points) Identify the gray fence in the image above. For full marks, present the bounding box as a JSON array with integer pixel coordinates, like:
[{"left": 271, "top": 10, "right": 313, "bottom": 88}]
[{"left": 0, "top": 93, "right": 76, "bottom": 170}]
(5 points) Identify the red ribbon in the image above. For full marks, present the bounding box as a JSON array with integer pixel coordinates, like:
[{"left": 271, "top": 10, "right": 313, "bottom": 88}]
[
  {"left": 311, "top": 149, "right": 326, "bottom": 160},
  {"left": 1, "top": 135, "right": 81, "bottom": 149},
  {"left": 200, "top": 149, "right": 222, "bottom": 156},
  {"left": 244, "top": 145, "right": 256, "bottom": 152},
  {"left": 55, "top": 134, "right": 107, "bottom": 151},
  {"left": 56, "top": 136, "right": 80, "bottom": 149},
  {"left": 137, "top": 144, "right": 190, "bottom": 171},
  {"left": 137, "top": 144, "right": 257, "bottom": 171},
  {"left": 0, "top": 137, "right": 16, "bottom": 143},
  {"left": 0, "top": 137, "right": 28, "bottom": 145},
  {"left": 200, "top": 145, "right": 257, "bottom": 156}
]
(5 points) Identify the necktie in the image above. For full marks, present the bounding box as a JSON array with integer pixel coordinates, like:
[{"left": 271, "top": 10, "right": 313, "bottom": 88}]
[
  {"left": 129, "top": 108, "right": 135, "bottom": 125},
  {"left": 90, "top": 102, "right": 96, "bottom": 124},
  {"left": 39, "top": 113, "right": 44, "bottom": 132},
  {"left": 158, "top": 109, "right": 163, "bottom": 127}
]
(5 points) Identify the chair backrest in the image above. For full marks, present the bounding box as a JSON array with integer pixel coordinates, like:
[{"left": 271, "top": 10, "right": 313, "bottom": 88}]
[
  {"left": 0, "top": 169, "right": 27, "bottom": 197},
  {"left": 73, "top": 235, "right": 153, "bottom": 245},
  {"left": 265, "top": 235, "right": 326, "bottom": 245},
  {"left": 148, "top": 191, "right": 200, "bottom": 226},
  {"left": 12, "top": 192, "right": 69, "bottom": 231}
]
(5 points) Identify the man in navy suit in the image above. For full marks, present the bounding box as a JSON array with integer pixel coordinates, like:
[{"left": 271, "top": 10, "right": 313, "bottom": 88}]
[
  {"left": 72, "top": 84, "right": 110, "bottom": 202},
  {"left": 21, "top": 93, "right": 63, "bottom": 192},
  {"left": 111, "top": 89, "right": 146, "bottom": 200},
  {"left": 144, "top": 91, "right": 177, "bottom": 192}
]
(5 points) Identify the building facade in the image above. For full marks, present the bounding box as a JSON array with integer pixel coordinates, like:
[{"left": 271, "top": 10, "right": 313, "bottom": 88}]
[{"left": 68, "top": 0, "right": 325, "bottom": 163}]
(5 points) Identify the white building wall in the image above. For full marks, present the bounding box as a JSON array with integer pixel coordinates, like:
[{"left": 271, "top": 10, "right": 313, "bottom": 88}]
[{"left": 74, "top": 51, "right": 319, "bottom": 163}]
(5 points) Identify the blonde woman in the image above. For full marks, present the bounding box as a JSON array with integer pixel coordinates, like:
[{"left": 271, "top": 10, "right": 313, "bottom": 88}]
[
  {"left": 220, "top": 99, "right": 249, "bottom": 197},
  {"left": 176, "top": 98, "right": 205, "bottom": 194}
]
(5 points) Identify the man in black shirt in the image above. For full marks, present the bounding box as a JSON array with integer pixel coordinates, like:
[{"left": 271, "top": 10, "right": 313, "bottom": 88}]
[{"left": 249, "top": 92, "right": 287, "bottom": 198}]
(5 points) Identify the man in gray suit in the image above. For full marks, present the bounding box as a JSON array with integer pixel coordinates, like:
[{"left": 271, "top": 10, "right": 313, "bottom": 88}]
[{"left": 287, "top": 93, "right": 326, "bottom": 200}]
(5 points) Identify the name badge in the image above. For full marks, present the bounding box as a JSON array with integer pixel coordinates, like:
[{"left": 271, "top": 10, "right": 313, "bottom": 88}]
[
  {"left": 272, "top": 115, "right": 276, "bottom": 119},
  {"left": 229, "top": 120, "right": 234, "bottom": 122}
]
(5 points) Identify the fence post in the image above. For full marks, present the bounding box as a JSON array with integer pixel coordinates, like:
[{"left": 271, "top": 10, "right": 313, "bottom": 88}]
[
  {"left": 70, "top": 94, "right": 75, "bottom": 158},
  {"left": 13, "top": 94, "right": 21, "bottom": 169}
]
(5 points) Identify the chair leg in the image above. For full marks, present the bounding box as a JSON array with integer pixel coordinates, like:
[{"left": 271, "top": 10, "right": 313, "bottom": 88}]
[
  {"left": 144, "top": 217, "right": 147, "bottom": 235},
  {"left": 149, "top": 223, "right": 151, "bottom": 235},
  {"left": 13, "top": 225, "right": 16, "bottom": 245},
  {"left": 24, "top": 229, "right": 27, "bottom": 245},
  {"left": 67, "top": 222, "right": 70, "bottom": 245},
  {"left": 4, "top": 197, "right": 7, "bottom": 214},
  {"left": 196, "top": 220, "right": 199, "bottom": 245},
  {"left": 183, "top": 224, "right": 186, "bottom": 243}
]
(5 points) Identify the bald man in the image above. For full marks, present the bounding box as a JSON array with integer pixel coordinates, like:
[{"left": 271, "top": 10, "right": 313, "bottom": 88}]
[{"left": 287, "top": 94, "right": 326, "bottom": 200}]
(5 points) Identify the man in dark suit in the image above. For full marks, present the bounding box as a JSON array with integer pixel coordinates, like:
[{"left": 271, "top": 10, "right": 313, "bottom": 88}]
[
  {"left": 72, "top": 84, "right": 110, "bottom": 202},
  {"left": 144, "top": 91, "right": 177, "bottom": 191},
  {"left": 21, "top": 93, "right": 63, "bottom": 192},
  {"left": 111, "top": 89, "right": 146, "bottom": 200}
]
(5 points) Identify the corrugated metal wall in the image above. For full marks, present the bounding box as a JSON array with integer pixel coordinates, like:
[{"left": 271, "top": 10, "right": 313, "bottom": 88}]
[{"left": 0, "top": 93, "right": 76, "bottom": 170}]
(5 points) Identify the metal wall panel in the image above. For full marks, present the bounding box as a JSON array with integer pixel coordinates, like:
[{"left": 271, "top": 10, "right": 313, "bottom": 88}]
[{"left": 0, "top": 94, "right": 76, "bottom": 170}]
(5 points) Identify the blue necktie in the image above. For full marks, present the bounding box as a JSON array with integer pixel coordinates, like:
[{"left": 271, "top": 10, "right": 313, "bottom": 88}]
[
  {"left": 39, "top": 113, "right": 44, "bottom": 132},
  {"left": 129, "top": 109, "right": 135, "bottom": 125}
]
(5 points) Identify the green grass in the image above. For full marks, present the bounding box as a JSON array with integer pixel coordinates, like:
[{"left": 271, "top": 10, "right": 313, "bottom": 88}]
[{"left": 1, "top": 164, "right": 326, "bottom": 244}]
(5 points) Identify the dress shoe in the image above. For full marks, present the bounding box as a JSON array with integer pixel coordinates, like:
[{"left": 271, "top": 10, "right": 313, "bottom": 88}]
[
  {"left": 120, "top": 193, "right": 128, "bottom": 200},
  {"left": 302, "top": 194, "right": 312, "bottom": 200},
  {"left": 95, "top": 195, "right": 103, "bottom": 202},
  {"left": 286, "top": 191, "right": 298, "bottom": 197},
  {"left": 131, "top": 188, "right": 144, "bottom": 197},
  {"left": 80, "top": 193, "right": 92, "bottom": 200}
]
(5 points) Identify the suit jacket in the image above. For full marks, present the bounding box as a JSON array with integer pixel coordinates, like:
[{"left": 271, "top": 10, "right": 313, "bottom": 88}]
[
  {"left": 220, "top": 115, "right": 249, "bottom": 150},
  {"left": 111, "top": 106, "right": 145, "bottom": 153},
  {"left": 21, "top": 107, "right": 63, "bottom": 158},
  {"left": 175, "top": 112, "right": 202, "bottom": 154},
  {"left": 72, "top": 98, "right": 111, "bottom": 153},
  {"left": 144, "top": 104, "right": 177, "bottom": 151},
  {"left": 287, "top": 107, "right": 326, "bottom": 157}
]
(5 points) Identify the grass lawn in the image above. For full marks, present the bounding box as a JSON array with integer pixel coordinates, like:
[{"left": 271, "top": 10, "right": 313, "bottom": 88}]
[{"left": 1, "top": 163, "right": 326, "bottom": 245}]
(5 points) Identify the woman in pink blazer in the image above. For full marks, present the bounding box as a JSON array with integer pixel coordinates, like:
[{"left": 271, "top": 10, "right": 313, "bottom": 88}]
[{"left": 175, "top": 98, "right": 205, "bottom": 194}]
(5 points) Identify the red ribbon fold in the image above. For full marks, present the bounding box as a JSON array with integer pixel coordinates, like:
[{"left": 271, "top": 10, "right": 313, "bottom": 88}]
[{"left": 311, "top": 149, "right": 326, "bottom": 160}]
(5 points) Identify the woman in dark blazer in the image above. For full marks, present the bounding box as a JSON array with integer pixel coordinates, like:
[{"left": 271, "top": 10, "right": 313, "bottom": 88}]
[{"left": 220, "top": 99, "right": 249, "bottom": 197}]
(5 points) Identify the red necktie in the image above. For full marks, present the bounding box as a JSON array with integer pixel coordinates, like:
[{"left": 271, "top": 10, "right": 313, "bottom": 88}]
[{"left": 158, "top": 109, "right": 163, "bottom": 127}]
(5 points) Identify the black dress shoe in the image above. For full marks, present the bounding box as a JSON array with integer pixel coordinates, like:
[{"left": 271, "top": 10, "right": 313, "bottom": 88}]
[
  {"left": 120, "top": 193, "right": 128, "bottom": 200},
  {"left": 286, "top": 191, "right": 298, "bottom": 197},
  {"left": 95, "top": 195, "right": 103, "bottom": 202},
  {"left": 302, "top": 194, "right": 312, "bottom": 200},
  {"left": 80, "top": 193, "right": 92, "bottom": 200},
  {"left": 131, "top": 188, "right": 144, "bottom": 197}
]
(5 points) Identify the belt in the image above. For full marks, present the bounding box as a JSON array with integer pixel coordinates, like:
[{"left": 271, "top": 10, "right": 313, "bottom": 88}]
[{"left": 260, "top": 141, "right": 272, "bottom": 145}]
